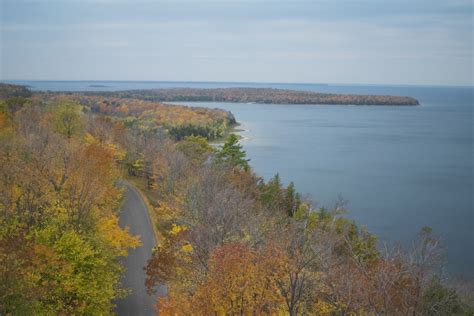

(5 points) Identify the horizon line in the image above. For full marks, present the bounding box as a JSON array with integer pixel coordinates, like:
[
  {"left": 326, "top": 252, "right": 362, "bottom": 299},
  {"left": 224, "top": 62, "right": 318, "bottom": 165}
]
[{"left": 1, "top": 79, "right": 473, "bottom": 89}]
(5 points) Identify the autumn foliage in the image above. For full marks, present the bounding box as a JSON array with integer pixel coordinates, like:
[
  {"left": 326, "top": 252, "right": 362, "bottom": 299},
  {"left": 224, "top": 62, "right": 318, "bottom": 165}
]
[
  {"left": 79, "top": 87, "right": 420, "bottom": 106},
  {"left": 0, "top": 93, "right": 139, "bottom": 314},
  {"left": 39, "top": 93, "right": 236, "bottom": 140},
  {"left": 0, "top": 84, "right": 471, "bottom": 315}
]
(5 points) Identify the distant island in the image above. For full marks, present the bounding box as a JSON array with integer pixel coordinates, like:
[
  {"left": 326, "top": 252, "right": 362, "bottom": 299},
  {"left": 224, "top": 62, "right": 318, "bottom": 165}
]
[{"left": 77, "top": 87, "right": 420, "bottom": 106}]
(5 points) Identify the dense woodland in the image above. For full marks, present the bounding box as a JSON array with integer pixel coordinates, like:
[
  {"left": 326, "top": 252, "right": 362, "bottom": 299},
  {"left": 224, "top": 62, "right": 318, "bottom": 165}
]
[
  {"left": 1, "top": 83, "right": 472, "bottom": 315},
  {"left": 0, "top": 83, "right": 32, "bottom": 99},
  {"left": 0, "top": 87, "right": 140, "bottom": 314},
  {"left": 37, "top": 93, "right": 236, "bottom": 141},
  {"left": 74, "top": 87, "right": 420, "bottom": 106}
]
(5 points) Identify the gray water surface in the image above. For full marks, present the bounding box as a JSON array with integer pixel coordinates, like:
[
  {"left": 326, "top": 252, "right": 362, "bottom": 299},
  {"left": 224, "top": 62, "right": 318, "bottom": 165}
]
[{"left": 175, "top": 86, "right": 473, "bottom": 279}]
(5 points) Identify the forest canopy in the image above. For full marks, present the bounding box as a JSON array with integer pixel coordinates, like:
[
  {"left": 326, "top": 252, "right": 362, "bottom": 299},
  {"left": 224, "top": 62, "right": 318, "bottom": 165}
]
[
  {"left": 76, "top": 87, "right": 420, "bottom": 106},
  {"left": 1, "top": 83, "right": 471, "bottom": 315},
  {"left": 0, "top": 86, "right": 140, "bottom": 314},
  {"left": 33, "top": 92, "right": 236, "bottom": 141}
]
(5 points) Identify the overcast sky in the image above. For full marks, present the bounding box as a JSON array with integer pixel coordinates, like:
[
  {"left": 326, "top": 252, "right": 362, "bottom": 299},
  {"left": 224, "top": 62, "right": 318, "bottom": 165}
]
[{"left": 1, "top": 0, "right": 472, "bottom": 85}]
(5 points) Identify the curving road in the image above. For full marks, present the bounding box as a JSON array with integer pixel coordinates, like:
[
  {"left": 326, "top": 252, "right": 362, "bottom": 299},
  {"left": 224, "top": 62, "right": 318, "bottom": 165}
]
[{"left": 115, "top": 183, "right": 162, "bottom": 316}]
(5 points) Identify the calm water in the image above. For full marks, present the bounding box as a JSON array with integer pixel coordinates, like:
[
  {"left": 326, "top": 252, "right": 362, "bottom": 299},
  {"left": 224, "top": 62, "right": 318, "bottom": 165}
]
[{"left": 7, "top": 80, "right": 474, "bottom": 278}]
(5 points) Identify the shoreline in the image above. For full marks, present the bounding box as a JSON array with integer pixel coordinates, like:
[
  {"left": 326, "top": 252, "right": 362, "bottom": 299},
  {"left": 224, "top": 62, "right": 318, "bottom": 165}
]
[{"left": 53, "top": 86, "right": 421, "bottom": 106}]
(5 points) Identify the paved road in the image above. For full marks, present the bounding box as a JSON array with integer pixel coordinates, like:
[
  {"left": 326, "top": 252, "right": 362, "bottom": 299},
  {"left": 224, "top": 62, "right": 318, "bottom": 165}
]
[{"left": 115, "top": 183, "right": 161, "bottom": 316}]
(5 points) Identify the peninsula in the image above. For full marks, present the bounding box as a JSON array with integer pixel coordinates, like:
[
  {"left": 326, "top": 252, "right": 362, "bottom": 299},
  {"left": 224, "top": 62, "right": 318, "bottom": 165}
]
[{"left": 78, "top": 87, "right": 420, "bottom": 106}]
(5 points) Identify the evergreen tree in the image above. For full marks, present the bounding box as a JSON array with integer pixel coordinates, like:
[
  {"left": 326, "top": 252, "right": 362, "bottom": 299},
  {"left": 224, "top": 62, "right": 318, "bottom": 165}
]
[{"left": 214, "top": 134, "right": 249, "bottom": 171}]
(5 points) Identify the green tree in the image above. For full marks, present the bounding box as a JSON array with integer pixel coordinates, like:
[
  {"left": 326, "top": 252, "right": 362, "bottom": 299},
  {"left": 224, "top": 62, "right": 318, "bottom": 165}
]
[
  {"left": 214, "top": 134, "right": 249, "bottom": 171},
  {"left": 176, "top": 135, "right": 214, "bottom": 164},
  {"left": 285, "top": 181, "right": 301, "bottom": 217},
  {"left": 421, "top": 277, "right": 463, "bottom": 315},
  {"left": 259, "top": 173, "right": 283, "bottom": 211},
  {"left": 0, "top": 97, "right": 29, "bottom": 116},
  {"left": 52, "top": 101, "right": 83, "bottom": 138}
]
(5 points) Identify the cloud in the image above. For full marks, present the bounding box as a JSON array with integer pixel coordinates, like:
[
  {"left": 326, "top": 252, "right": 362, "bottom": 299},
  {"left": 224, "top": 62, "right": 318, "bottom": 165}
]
[{"left": 1, "top": 0, "right": 472, "bottom": 84}]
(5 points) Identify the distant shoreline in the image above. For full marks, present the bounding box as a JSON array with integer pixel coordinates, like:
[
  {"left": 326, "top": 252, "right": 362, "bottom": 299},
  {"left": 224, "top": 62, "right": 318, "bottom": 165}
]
[
  {"left": 0, "top": 82, "right": 421, "bottom": 106},
  {"left": 65, "top": 87, "right": 420, "bottom": 106},
  {"left": 88, "top": 84, "right": 110, "bottom": 88}
]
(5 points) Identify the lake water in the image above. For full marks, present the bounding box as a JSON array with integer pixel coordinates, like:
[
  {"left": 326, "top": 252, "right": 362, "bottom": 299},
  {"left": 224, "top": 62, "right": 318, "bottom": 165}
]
[{"left": 6, "top": 80, "right": 474, "bottom": 278}]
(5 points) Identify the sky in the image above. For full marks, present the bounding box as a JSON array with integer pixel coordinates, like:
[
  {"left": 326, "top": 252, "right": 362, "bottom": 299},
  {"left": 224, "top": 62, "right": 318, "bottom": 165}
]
[{"left": 0, "top": 0, "right": 473, "bottom": 85}]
